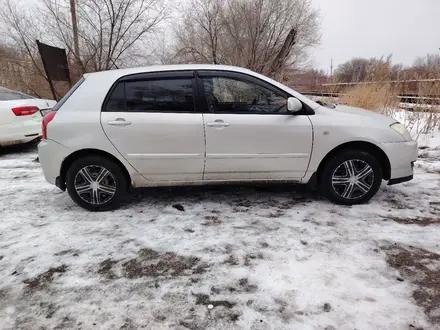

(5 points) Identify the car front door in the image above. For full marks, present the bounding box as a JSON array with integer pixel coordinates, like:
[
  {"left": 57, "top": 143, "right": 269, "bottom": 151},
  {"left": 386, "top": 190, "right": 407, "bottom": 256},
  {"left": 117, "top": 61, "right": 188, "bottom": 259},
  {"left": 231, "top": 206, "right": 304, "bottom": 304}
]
[
  {"left": 197, "top": 70, "right": 313, "bottom": 181},
  {"left": 101, "top": 71, "right": 205, "bottom": 182}
]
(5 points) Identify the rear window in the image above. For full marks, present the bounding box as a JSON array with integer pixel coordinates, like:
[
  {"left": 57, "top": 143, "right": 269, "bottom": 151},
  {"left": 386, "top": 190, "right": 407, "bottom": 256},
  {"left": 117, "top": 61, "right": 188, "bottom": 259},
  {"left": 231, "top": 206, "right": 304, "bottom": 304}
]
[
  {"left": 52, "top": 77, "right": 85, "bottom": 111},
  {"left": 0, "top": 87, "right": 35, "bottom": 101},
  {"left": 103, "top": 78, "right": 195, "bottom": 113}
]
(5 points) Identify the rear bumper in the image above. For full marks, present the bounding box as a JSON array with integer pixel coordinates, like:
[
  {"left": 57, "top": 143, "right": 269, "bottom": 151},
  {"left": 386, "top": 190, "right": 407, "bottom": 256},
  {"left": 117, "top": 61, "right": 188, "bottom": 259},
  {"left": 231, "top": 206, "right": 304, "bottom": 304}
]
[
  {"left": 0, "top": 117, "right": 42, "bottom": 146},
  {"left": 379, "top": 140, "right": 418, "bottom": 181},
  {"left": 0, "top": 135, "right": 41, "bottom": 147},
  {"left": 55, "top": 176, "right": 66, "bottom": 191},
  {"left": 38, "top": 139, "right": 70, "bottom": 186}
]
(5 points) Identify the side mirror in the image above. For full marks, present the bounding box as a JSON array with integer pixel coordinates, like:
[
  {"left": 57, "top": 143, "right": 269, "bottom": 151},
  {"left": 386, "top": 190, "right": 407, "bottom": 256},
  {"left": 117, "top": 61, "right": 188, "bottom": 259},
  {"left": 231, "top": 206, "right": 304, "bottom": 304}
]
[{"left": 287, "top": 97, "right": 303, "bottom": 113}]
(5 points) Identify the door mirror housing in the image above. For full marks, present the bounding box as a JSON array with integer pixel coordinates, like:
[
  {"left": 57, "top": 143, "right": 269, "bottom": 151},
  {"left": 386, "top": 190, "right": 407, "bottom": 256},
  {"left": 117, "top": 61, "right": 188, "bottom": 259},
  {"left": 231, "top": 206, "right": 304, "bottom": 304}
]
[{"left": 287, "top": 97, "right": 303, "bottom": 113}]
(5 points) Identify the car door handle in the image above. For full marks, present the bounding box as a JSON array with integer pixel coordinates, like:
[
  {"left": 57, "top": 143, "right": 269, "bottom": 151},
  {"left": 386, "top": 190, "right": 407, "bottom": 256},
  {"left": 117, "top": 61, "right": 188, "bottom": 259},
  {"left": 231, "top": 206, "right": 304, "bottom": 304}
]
[
  {"left": 107, "top": 118, "right": 131, "bottom": 126},
  {"left": 206, "top": 120, "right": 230, "bottom": 128}
]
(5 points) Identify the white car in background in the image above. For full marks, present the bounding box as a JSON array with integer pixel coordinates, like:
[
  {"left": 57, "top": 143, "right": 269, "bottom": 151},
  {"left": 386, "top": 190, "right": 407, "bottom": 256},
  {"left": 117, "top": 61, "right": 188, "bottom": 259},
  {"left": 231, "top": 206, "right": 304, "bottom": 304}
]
[
  {"left": 0, "top": 87, "right": 56, "bottom": 147},
  {"left": 38, "top": 64, "right": 418, "bottom": 211}
]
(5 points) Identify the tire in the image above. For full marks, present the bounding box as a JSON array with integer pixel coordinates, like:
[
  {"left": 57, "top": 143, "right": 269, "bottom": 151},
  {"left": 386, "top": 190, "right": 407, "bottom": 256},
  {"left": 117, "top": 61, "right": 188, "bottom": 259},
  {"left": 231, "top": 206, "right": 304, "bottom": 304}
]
[
  {"left": 66, "top": 156, "right": 128, "bottom": 211},
  {"left": 321, "top": 150, "right": 382, "bottom": 205}
]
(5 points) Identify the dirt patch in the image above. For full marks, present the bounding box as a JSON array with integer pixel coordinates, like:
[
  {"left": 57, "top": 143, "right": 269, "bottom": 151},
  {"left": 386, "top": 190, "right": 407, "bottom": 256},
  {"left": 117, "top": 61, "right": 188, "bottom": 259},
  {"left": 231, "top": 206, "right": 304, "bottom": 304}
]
[
  {"left": 121, "top": 248, "right": 208, "bottom": 279},
  {"left": 383, "top": 244, "right": 440, "bottom": 324},
  {"left": 238, "top": 278, "right": 258, "bottom": 293},
  {"left": 54, "top": 316, "right": 75, "bottom": 330},
  {"left": 179, "top": 320, "right": 203, "bottom": 330},
  {"left": 234, "top": 199, "right": 252, "bottom": 208},
  {"left": 224, "top": 254, "right": 239, "bottom": 266},
  {"left": 323, "top": 303, "right": 332, "bottom": 312},
  {"left": 269, "top": 210, "right": 285, "bottom": 218},
  {"left": 193, "top": 293, "right": 236, "bottom": 309},
  {"left": 389, "top": 216, "right": 440, "bottom": 226},
  {"left": 244, "top": 252, "right": 264, "bottom": 266},
  {"left": 232, "top": 207, "right": 249, "bottom": 213},
  {"left": 202, "top": 215, "right": 222, "bottom": 226},
  {"left": 210, "top": 278, "right": 259, "bottom": 295},
  {"left": 387, "top": 198, "right": 412, "bottom": 210},
  {"left": 98, "top": 258, "right": 119, "bottom": 279},
  {"left": 23, "top": 265, "right": 67, "bottom": 290},
  {"left": 54, "top": 249, "right": 80, "bottom": 256},
  {"left": 13, "top": 174, "right": 30, "bottom": 179},
  {"left": 39, "top": 301, "right": 58, "bottom": 319},
  {"left": 223, "top": 252, "right": 263, "bottom": 267},
  {"left": 120, "top": 318, "right": 137, "bottom": 330}
]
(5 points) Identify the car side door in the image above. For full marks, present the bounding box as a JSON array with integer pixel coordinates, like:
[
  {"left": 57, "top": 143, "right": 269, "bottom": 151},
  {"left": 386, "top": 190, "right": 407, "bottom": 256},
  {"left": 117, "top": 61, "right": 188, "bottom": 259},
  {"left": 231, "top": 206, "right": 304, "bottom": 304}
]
[
  {"left": 101, "top": 71, "right": 205, "bottom": 182},
  {"left": 197, "top": 70, "right": 313, "bottom": 181}
]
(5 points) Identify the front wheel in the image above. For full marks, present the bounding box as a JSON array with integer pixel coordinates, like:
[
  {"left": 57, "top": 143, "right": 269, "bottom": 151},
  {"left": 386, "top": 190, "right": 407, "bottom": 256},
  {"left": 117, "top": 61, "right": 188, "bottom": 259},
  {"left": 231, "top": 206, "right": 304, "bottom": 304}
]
[
  {"left": 66, "top": 156, "right": 128, "bottom": 211},
  {"left": 321, "top": 150, "right": 382, "bottom": 205}
]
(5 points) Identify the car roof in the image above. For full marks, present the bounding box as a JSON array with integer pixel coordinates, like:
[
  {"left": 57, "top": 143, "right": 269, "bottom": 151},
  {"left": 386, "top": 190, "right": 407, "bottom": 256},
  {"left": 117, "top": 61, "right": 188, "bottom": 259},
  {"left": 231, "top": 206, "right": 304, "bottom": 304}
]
[{"left": 84, "top": 64, "right": 256, "bottom": 79}]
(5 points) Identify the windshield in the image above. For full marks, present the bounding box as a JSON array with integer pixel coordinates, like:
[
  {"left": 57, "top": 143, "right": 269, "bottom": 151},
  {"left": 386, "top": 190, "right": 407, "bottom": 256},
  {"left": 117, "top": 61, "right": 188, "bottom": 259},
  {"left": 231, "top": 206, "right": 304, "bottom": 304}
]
[
  {"left": 53, "top": 77, "right": 85, "bottom": 111},
  {"left": 0, "top": 87, "right": 35, "bottom": 101}
]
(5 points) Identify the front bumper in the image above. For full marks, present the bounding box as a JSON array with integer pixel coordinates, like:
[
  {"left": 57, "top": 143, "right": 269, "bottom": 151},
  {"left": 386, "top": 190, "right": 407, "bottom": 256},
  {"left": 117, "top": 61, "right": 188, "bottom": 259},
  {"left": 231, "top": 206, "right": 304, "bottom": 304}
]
[
  {"left": 388, "top": 174, "right": 413, "bottom": 185},
  {"left": 379, "top": 140, "right": 418, "bottom": 182}
]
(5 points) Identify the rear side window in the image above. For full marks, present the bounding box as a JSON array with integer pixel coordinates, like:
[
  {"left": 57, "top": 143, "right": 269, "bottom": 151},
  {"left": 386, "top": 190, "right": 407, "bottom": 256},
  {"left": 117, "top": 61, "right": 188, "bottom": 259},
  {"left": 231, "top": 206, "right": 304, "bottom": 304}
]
[
  {"left": 53, "top": 77, "right": 85, "bottom": 111},
  {"left": 105, "top": 83, "right": 125, "bottom": 112},
  {"left": 0, "top": 87, "right": 35, "bottom": 100},
  {"left": 104, "top": 78, "right": 195, "bottom": 112}
]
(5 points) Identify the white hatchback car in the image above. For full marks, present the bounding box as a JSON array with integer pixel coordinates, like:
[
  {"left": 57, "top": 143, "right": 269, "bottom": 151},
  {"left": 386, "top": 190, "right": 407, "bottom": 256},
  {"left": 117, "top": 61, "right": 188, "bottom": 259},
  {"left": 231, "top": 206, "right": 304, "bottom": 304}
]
[
  {"left": 38, "top": 64, "right": 417, "bottom": 211},
  {"left": 0, "top": 87, "right": 56, "bottom": 147}
]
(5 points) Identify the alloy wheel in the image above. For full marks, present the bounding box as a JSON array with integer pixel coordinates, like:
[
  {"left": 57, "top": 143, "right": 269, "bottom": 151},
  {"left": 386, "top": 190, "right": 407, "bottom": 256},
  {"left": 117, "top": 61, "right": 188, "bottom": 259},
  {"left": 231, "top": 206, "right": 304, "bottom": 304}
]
[
  {"left": 331, "top": 159, "right": 374, "bottom": 200},
  {"left": 74, "top": 165, "right": 116, "bottom": 205}
]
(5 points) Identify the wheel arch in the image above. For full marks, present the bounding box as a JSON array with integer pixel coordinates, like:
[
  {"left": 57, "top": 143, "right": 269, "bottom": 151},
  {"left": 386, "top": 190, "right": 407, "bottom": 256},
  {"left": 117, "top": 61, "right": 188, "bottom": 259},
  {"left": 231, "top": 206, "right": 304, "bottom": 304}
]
[
  {"left": 316, "top": 141, "right": 391, "bottom": 185},
  {"left": 59, "top": 149, "right": 131, "bottom": 191}
]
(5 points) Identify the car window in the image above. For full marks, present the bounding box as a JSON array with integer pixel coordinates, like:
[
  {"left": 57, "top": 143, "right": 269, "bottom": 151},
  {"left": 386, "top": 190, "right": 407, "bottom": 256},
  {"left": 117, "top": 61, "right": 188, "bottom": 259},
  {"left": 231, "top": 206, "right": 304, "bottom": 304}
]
[
  {"left": 53, "top": 77, "right": 85, "bottom": 111},
  {"left": 122, "top": 78, "right": 194, "bottom": 112},
  {"left": 0, "top": 87, "right": 35, "bottom": 101},
  {"left": 202, "top": 77, "right": 287, "bottom": 114},
  {"left": 105, "top": 82, "right": 125, "bottom": 112}
]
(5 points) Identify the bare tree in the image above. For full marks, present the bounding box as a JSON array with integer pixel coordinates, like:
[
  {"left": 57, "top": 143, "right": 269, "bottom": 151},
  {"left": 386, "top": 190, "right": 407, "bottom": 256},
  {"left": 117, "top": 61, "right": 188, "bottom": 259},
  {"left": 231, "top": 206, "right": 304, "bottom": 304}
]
[
  {"left": 0, "top": 0, "right": 56, "bottom": 97},
  {"left": 174, "top": 0, "right": 224, "bottom": 64},
  {"left": 39, "top": 0, "right": 169, "bottom": 73},
  {"left": 0, "top": 0, "right": 169, "bottom": 97},
  {"left": 413, "top": 53, "right": 440, "bottom": 78},
  {"left": 334, "top": 56, "right": 395, "bottom": 83},
  {"left": 173, "top": 0, "right": 320, "bottom": 79}
]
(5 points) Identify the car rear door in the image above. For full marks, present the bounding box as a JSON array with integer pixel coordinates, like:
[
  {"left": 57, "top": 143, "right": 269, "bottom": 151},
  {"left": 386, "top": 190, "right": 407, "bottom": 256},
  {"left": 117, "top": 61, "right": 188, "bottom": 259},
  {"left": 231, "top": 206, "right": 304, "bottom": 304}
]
[
  {"left": 197, "top": 70, "right": 313, "bottom": 181},
  {"left": 100, "top": 71, "right": 205, "bottom": 182}
]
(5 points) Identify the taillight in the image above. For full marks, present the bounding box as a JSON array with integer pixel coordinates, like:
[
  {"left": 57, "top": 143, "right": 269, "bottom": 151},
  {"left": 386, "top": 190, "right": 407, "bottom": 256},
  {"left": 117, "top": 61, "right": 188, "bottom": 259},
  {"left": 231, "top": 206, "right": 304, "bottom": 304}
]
[
  {"left": 12, "top": 106, "right": 40, "bottom": 116},
  {"left": 42, "top": 111, "right": 56, "bottom": 139}
]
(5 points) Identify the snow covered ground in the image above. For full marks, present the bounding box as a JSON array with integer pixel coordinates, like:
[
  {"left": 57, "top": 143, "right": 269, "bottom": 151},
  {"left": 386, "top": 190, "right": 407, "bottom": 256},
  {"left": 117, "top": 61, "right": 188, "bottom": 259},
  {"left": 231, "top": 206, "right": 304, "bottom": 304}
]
[{"left": 0, "top": 131, "right": 440, "bottom": 330}]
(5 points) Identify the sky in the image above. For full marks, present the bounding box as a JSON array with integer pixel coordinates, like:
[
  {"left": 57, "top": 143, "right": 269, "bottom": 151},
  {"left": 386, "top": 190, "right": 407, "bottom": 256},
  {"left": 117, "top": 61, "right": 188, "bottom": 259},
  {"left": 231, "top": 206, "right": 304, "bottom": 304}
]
[{"left": 311, "top": 0, "right": 440, "bottom": 73}]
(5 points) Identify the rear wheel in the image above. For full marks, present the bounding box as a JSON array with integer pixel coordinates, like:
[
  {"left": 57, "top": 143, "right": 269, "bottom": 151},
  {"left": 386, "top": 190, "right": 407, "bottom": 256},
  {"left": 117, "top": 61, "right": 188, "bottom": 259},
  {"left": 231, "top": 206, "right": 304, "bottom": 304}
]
[
  {"left": 66, "top": 156, "right": 128, "bottom": 211},
  {"left": 321, "top": 150, "right": 382, "bottom": 205}
]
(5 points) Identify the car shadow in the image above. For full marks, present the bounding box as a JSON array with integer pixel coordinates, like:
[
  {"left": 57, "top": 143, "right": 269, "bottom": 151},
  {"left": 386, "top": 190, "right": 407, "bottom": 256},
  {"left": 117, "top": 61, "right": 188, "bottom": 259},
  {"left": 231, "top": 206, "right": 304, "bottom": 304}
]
[
  {"left": 123, "top": 183, "right": 324, "bottom": 209},
  {"left": 0, "top": 140, "right": 39, "bottom": 158}
]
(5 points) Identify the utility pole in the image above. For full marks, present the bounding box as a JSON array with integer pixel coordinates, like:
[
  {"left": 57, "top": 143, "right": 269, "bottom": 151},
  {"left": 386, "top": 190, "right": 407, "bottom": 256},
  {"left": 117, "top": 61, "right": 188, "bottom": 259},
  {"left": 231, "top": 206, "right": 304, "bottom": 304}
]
[
  {"left": 70, "top": 0, "right": 80, "bottom": 74},
  {"left": 330, "top": 58, "right": 333, "bottom": 79}
]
